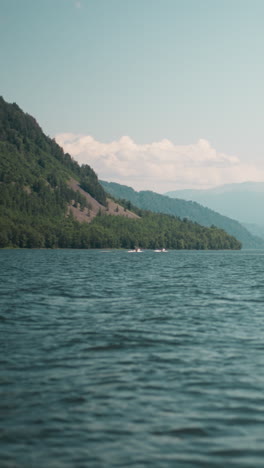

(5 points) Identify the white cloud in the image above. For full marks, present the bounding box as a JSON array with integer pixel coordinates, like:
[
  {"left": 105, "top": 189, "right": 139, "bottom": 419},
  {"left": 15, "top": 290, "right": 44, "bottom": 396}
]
[{"left": 55, "top": 133, "right": 264, "bottom": 193}]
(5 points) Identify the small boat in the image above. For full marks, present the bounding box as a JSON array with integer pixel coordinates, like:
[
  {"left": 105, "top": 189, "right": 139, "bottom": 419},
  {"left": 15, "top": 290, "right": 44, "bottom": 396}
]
[
  {"left": 154, "top": 248, "right": 168, "bottom": 252},
  {"left": 128, "top": 247, "right": 143, "bottom": 253}
]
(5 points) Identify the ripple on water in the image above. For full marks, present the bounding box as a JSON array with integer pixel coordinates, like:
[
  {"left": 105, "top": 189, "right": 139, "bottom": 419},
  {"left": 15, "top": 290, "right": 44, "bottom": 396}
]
[{"left": 1, "top": 249, "right": 264, "bottom": 467}]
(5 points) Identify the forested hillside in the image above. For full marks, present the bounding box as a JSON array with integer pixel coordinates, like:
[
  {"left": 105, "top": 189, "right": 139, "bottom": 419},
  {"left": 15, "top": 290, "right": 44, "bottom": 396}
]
[
  {"left": 101, "top": 181, "right": 263, "bottom": 249},
  {"left": 0, "top": 97, "right": 241, "bottom": 250},
  {"left": 166, "top": 183, "right": 264, "bottom": 241},
  {"left": 165, "top": 182, "right": 264, "bottom": 226}
]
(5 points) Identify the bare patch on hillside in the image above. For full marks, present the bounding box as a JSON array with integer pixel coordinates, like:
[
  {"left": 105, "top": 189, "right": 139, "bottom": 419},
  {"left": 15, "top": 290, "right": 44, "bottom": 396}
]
[{"left": 67, "top": 178, "right": 139, "bottom": 223}]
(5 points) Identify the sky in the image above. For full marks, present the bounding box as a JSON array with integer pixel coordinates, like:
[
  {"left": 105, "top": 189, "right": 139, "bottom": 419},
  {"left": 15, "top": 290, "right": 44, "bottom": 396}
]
[{"left": 2, "top": 0, "right": 264, "bottom": 192}]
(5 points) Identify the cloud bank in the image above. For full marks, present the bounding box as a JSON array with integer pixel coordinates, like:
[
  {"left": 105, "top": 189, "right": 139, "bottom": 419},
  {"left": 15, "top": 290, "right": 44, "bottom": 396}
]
[{"left": 55, "top": 133, "right": 264, "bottom": 193}]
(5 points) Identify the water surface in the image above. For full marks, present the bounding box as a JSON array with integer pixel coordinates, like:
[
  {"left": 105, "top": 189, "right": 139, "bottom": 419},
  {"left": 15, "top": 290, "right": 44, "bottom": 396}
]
[{"left": 1, "top": 249, "right": 264, "bottom": 467}]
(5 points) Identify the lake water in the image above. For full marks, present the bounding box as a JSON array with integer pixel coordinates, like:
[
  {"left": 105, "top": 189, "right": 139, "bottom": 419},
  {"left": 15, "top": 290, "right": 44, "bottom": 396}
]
[{"left": 1, "top": 249, "right": 264, "bottom": 467}]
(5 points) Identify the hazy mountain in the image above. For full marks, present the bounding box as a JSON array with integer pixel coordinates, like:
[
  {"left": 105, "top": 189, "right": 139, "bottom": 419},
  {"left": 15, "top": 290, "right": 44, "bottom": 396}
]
[
  {"left": 101, "top": 180, "right": 264, "bottom": 249},
  {"left": 242, "top": 222, "right": 264, "bottom": 240},
  {"left": 165, "top": 183, "right": 264, "bottom": 235}
]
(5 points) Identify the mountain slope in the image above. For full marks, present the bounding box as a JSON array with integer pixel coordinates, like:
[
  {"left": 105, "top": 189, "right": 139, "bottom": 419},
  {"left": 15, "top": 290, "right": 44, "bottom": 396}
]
[
  {"left": 0, "top": 96, "right": 106, "bottom": 204},
  {"left": 165, "top": 182, "right": 264, "bottom": 231},
  {"left": 0, "top": 97, "right": 241, "bottom": 250},
  {"left": 0, "top": 97, "right": 141, "bottom": 248},
  {"left": 101, "top": 181, "right": 263, "bottom": 249}
]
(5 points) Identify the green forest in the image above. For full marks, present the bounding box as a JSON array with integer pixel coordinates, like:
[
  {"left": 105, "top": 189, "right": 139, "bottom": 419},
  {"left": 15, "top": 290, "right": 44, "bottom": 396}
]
[
  {"left": 101, "top": 181, "right": 264, "bottom": 249},
  {"left": 0, "top": 97, "right": 241, "bottom": 250}
]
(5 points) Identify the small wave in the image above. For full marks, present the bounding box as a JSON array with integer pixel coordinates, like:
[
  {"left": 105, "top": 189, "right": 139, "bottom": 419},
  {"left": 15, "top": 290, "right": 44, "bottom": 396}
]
[{"left": 152, "top": 426, "right": 208, "bottom": 438}]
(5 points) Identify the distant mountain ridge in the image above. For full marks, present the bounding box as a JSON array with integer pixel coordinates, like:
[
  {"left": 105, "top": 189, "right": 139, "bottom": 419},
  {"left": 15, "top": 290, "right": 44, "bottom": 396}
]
[
  {"left": 101, "top": 180, "right": 264, "bottom": 249},
  {"left": 165, "top": 182, "right": 264, "bottom": 238},
  {"left": 169, "top": 181, "right": 264, "bottom": 195}
]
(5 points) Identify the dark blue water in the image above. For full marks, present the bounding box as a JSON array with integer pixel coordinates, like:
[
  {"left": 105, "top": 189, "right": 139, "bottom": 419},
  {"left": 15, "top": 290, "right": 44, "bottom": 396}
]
[{"left": 1, "top": 249, "right": 264, "bottom": 467}]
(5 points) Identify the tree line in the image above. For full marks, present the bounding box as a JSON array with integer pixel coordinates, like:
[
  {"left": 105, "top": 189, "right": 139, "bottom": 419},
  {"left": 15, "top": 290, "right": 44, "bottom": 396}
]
[{"left": 0, "top": 96, "right": 241, "bottom": 250}]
